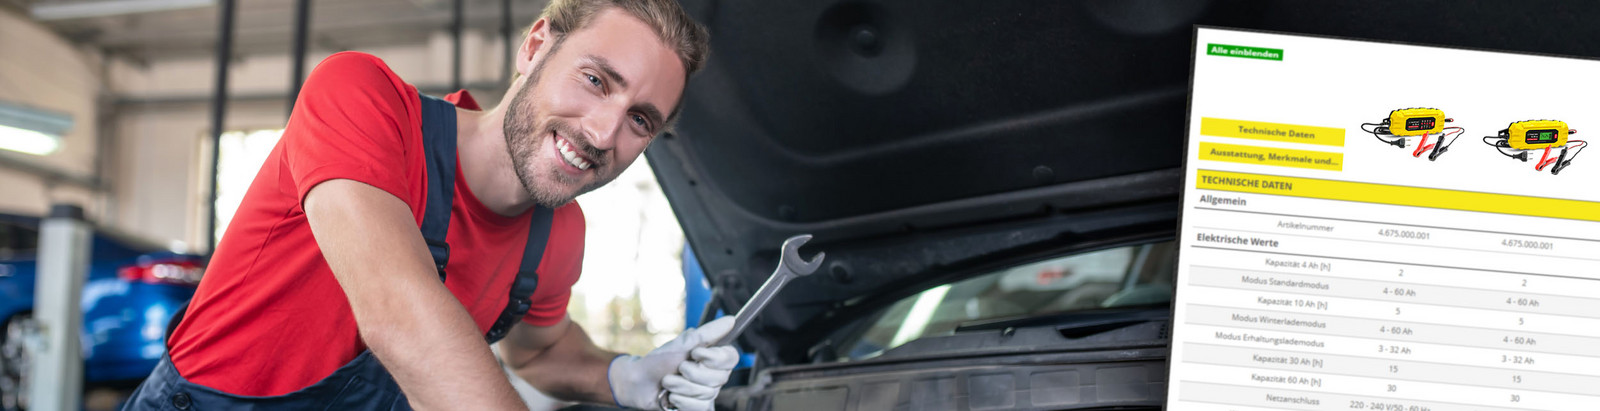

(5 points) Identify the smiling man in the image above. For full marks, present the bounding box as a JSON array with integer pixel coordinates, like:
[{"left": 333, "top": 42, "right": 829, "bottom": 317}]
[{"left": 122, "top": 1, "right": 734, "bottom": 410}]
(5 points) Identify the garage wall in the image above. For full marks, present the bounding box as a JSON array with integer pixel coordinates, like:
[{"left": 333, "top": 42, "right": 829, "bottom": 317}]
[
  {"left": 0, "top": 8, "right": 104, "bottom": 219},
  {"left": 0, "top": 5, "right": 516, "bottom": 249},
  {"left": 109, "top": 29, "right": 511, "bottom": 250}
]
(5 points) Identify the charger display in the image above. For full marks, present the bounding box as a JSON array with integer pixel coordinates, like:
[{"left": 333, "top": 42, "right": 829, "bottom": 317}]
[
  {"left": 1506, "top": 120, "right": 1569, "bottom": 150},
  {"left": 1482, "top": 120, "right": 1587, "bottom": 175},
  {"left": 1390, "top": 108, "right": 1446, "bottom": 136},
  {"left": 1361, "top": 107, "right": 1463, "bottom": 161}
]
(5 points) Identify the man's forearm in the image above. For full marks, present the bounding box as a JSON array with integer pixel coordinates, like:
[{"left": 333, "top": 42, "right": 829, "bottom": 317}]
[
  {"left": 356, "top": 278, "right": 528, "bottom": 410},
  {"left": 307, "top": 179, "right": 528, "bottom": 411},
  {"left": 502, "top": 320, "right": 620, "bottom": 404}
]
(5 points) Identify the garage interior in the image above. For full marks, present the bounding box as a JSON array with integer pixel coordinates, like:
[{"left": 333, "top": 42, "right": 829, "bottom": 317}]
[
  {"left": 2, "top": 1, "right": 695, "bottom": 409},
  {"left": 3, "top": 0, "right": 539, "bottom": 246}
]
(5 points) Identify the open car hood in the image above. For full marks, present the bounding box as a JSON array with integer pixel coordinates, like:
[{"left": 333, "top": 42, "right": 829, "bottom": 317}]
[{"left": 646, "top": 0, "right": 1600, "bottom": 363}]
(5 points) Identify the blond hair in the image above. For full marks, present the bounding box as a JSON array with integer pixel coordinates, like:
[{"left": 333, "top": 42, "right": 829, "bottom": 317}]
[{"left": 517, "top": 0, "right": 710, "bottom": 80}]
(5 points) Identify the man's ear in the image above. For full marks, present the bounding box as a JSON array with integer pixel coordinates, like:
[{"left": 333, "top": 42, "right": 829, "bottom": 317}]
[{"left": 516, "top": 19, "right": 553, "bottom": 78}]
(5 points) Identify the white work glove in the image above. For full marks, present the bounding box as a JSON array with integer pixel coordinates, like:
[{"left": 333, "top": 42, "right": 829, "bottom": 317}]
[{"left": 608, "top": 316, "right": 740, "bottom": 411}]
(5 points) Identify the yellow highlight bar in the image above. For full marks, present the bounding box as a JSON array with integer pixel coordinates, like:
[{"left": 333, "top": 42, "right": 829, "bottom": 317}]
[
  {"left": 1200, "top": 117, "right": 1346, "bottom": 147},
  {"left": 1198, "top": 142, "right": 1343, "bottom": 171},
  {"left": 1196, "top": 170, "right": 1600, "bottom": 223}
]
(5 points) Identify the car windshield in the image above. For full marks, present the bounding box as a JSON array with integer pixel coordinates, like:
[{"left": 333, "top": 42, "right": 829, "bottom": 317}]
[{"left": 829, "top": 241, "right": 1175, "bottom": 361}]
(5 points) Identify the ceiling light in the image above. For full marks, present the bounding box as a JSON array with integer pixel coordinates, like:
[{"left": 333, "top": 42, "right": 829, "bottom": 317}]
[
  {"left": 0, "top": 101, "right": 71, "bottom": 156},
  {"left": 31, "top": 0, "right": 215, "bottom": 21},
  {"left": 0, "top": 126, "right": 63, "bottom": 155}
]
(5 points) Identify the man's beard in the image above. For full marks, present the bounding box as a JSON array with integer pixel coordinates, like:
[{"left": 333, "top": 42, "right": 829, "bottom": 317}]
[{"left": 502, "top": 51, "right": 614, "bottom": 208}]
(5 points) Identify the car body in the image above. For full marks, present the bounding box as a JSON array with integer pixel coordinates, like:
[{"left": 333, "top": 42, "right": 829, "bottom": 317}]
[
  {"left": 0, "top": 213, "right": 204, "bottom": 410},
  {"left": 646, "top": 1, "right": 1600, "bottom": 410}
]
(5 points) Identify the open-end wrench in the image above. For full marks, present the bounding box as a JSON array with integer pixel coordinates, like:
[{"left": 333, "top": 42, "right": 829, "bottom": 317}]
[{"left": 658, "top": 234, "right": 825, "bottom": 411}]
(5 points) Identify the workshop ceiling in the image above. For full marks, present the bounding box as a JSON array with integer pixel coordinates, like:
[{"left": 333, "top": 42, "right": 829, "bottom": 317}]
[{"left": 16, "top": 0, "right": 544, "bottom": 61}]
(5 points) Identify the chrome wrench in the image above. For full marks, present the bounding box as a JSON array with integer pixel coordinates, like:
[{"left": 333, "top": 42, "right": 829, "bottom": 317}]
[{"left": 658, "top": 234, "right": 825, "bottom": 411}]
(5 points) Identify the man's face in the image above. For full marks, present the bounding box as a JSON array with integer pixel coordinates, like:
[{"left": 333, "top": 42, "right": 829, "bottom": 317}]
[{"left": 503, "top": 9, "right": 687, "bottom": 208}]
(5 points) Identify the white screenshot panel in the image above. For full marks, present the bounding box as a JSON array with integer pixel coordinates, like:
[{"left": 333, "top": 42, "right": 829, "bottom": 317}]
[{"left": 1168, "top": 28, "right": 1600, "bottom": 410}]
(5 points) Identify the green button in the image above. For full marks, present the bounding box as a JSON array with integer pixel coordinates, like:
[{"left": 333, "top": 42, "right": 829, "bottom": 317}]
[{"left": 1207, "top": 43, "right": 1283, "bottom": 61}]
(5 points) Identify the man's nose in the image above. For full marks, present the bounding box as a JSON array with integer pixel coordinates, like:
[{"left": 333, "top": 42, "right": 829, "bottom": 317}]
[{"left": 580, "top": 104, "right": 626, "bottom": 152}]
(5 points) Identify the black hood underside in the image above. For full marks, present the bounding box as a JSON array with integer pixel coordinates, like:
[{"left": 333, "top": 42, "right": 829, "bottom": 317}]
[{"left": 646, "top": 0, "right": 1600, "bottom": 362}]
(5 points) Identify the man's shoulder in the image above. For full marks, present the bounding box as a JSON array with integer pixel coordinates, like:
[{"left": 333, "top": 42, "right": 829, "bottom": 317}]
[
  {"left": 281, "top": 50, "right": 427, "bottom": 216},
  {"left": 555, "top": 201, "right": 584, "bottom": 219},
  {"left": 300, "top": 51, "right": 416, "bottom": 109},
  {"left": 312, "top": 51, "right": 403, "bottom": 82},
  {"left": 551, "top": 201, "right": 586, "bottom": 237},
  {"left": 537, "top": 202, "right": 585, "bottom": 266}
]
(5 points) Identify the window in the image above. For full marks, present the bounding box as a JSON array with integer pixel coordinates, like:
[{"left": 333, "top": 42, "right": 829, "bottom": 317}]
[{"left": 210, "top": 129, "right": 284, "bottom": 247}]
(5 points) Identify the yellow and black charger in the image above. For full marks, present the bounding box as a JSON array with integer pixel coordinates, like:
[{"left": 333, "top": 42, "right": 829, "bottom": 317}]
[
  {"left": 1482, "top": 120, "right": 1587, "bottom": 175},
  {"left": 1361, "top": 108, "right": 1464, "bottom": 161}
]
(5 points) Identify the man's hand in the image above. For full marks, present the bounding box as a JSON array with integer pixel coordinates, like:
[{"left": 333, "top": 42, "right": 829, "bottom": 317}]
[{"left": 608, "top": 317, "right": 740, "bottom": 411}]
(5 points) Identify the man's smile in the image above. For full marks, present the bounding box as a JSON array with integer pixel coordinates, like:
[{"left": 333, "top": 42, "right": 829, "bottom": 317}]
[{"left": 553, "top": 131, "right": 593, "bottom": 172}]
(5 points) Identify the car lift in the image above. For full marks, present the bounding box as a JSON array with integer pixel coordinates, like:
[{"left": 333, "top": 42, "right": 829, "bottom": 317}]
[{"left": 27, "top": 205, "right": 92, "bottom": 411}]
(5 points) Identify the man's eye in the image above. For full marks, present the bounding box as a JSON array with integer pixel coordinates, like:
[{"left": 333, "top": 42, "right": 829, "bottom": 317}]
[
  {"left": 586, "top": 74, "right": 601, "bottom": 87},
  {"left": 631, "top": 114, "right": 647, "bottom": 127}
]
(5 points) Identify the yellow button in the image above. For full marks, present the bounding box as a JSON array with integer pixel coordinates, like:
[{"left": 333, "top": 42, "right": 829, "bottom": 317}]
[
  {"left": 1200, "top": 117, "right": 1345, "bottom": 147},
  {"left": 1198, "top": 142, "right": 1343, "bottom": 171}
]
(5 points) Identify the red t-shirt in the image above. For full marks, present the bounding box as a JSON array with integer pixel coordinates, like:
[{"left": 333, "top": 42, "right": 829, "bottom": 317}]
[{"left": 167, "top": 51, "right": 586, "bottom": 396}]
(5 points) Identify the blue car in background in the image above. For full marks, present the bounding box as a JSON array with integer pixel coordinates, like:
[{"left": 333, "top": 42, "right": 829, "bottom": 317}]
[{"left": 0, "top": 213, "right": 203, "bottom": 411}]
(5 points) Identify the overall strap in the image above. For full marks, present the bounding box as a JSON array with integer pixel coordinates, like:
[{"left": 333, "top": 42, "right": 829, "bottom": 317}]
[
  {"left": 417, "top": 94, "right": 458, "bottom": 280},
  {"left": 485, "top": 205, "right": 556, "bottom": 343}
]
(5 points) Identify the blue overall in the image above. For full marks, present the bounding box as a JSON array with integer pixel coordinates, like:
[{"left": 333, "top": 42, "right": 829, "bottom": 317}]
[{"left": 123, "top": 94, "right": 556, "bottom": 410}]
